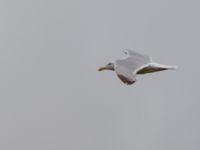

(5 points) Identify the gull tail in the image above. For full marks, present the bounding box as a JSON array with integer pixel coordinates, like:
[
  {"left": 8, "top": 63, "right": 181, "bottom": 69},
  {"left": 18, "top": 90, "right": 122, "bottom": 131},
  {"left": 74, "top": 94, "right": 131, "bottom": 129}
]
[{"left": 150, "top": 62, "right": 178, "bottom": 70}]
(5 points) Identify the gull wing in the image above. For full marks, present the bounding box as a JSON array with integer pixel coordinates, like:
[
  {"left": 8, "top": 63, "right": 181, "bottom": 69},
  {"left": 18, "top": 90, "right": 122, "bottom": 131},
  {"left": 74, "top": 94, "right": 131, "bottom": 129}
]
[
  {"left": 123, "top": 49, "right": 152, "bottom": 62},
  {"left": 115, "top": 53, "right": 152, "bottom": 84},
  {"left": 115, "top": 63, "right": 137, "bottom": 85}
]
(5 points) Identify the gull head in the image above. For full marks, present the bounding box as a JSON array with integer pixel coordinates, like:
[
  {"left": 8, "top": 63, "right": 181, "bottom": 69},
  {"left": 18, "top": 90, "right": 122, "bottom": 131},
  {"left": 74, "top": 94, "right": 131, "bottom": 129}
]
[{"left": 98, "top": 62, "right": 115, "bottom": 71}]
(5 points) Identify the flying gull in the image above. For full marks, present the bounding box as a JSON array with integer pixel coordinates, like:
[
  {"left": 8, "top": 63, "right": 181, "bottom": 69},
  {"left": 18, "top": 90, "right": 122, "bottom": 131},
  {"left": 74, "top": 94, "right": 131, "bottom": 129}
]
[{"left": 98, "top": 50, "right": 177, "bottom": 85}]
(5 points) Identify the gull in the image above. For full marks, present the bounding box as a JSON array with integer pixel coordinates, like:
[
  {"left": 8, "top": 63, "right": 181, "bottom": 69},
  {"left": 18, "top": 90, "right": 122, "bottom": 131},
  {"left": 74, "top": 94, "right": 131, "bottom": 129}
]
[{"left": 98, "top": 50, "right": 177, "bottom": 85}]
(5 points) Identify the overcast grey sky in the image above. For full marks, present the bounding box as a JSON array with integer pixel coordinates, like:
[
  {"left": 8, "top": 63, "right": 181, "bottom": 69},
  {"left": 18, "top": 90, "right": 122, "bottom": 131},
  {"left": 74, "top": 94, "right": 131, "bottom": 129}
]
[{"left": 0, "top": 0, "right": 200, "bottom": 150}]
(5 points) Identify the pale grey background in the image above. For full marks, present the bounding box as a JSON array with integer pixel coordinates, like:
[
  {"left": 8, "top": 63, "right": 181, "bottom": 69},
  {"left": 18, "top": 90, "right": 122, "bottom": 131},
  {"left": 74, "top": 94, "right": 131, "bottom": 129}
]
[{"left": 0, "top": 0, "right": 199, "bottom": 150}]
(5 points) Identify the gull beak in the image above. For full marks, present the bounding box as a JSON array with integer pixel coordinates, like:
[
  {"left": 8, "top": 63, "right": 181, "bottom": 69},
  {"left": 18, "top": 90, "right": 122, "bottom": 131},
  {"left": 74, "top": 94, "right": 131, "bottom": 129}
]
[{"left": 98, "top": 66, "right": 107, "bottom": 71}]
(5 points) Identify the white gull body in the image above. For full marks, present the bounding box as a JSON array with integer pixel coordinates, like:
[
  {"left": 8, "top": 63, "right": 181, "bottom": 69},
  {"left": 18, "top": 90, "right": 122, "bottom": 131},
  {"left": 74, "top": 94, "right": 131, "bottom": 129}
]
[{"left": 98, "top": 50, "right": 177, "bottom": 85}]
